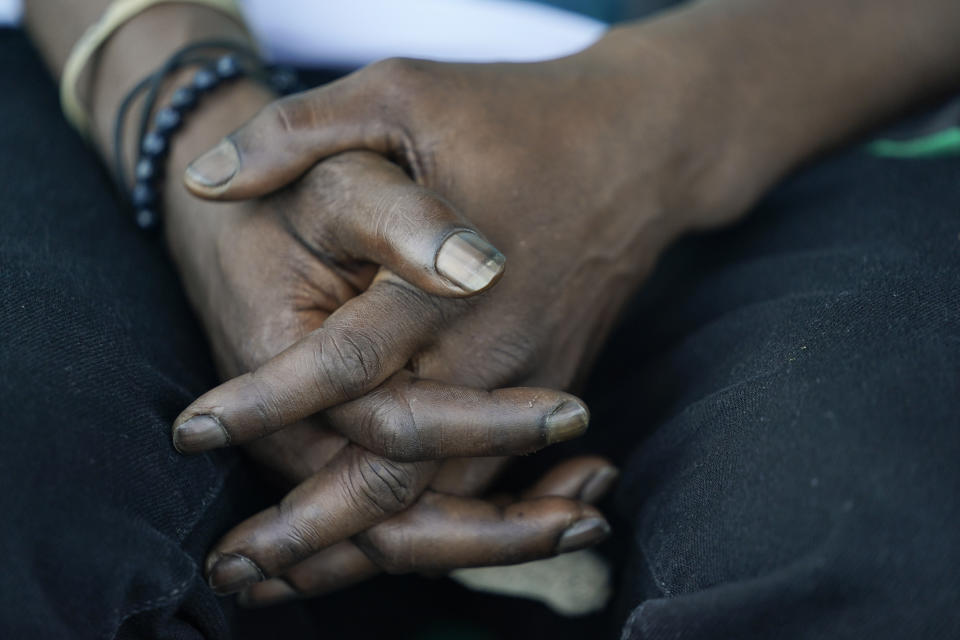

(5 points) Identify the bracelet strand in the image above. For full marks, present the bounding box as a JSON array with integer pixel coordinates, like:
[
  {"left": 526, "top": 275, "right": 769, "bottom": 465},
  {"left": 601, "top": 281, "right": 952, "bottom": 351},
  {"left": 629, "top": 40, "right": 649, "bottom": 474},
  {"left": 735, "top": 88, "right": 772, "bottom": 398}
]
[{"left": 113, "top": 40, "right": 299, "bottom": 229}]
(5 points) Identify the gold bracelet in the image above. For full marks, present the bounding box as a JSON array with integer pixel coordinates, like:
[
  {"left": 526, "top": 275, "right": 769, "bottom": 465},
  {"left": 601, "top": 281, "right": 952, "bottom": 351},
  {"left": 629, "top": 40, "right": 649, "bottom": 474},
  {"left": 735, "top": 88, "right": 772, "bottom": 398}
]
[{"left": 59, "top": 0, "right": 245, "bottom": 138}]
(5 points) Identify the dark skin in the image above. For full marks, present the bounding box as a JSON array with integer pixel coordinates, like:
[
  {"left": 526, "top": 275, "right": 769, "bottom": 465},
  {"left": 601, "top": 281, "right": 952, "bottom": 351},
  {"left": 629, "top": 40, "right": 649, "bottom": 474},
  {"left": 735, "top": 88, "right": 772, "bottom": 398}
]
[
  {"left": 25, "top": 0, "right": 616, "bottom": 601},
  {"left": 26, "top": 0, "right": 960, "bottom": 606}
]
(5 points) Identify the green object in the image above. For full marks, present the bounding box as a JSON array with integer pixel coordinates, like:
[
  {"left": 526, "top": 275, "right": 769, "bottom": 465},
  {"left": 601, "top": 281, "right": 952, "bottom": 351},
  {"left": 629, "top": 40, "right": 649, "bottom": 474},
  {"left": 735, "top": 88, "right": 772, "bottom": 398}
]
[{"left": 867, "top": 127, "right": 960, "bottom": 158}]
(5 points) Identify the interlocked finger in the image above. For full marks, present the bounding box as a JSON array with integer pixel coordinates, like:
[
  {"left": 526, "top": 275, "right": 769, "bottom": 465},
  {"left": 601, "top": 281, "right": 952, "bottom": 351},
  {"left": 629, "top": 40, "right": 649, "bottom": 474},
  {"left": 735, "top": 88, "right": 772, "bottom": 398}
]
[
  {"left": 204, "top": 445, "right": 438, "bottom": 595},
  {"left": 238, "top": 456, "right": 617, "bottom": 606},
  {"left": 325, "top": 371, "right": 590, "bottom": 461}
]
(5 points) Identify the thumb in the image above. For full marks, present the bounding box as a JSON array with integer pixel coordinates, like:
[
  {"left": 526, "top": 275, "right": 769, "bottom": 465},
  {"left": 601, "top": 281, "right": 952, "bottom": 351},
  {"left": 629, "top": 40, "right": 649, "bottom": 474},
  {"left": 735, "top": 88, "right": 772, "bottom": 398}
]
[
  {"left": 183, "top": 69, "right": 401, "bottom": 200},
  {"left": 283, "top": 151, "right": 504, "bottom": 296}
]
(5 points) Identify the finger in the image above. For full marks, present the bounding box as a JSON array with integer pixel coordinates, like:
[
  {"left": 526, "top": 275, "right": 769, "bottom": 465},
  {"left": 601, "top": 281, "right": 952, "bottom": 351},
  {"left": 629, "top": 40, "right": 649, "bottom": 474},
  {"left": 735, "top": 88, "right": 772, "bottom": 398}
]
[
  {"left": 204, "top": 446, "right": 437, "bottom": 595},
  {"left": 354, "top": 467, "right": 612, "bottom": 573},
  {"left": 283, "top": 152, "right": 504, "bottom": 297},
  {"left": 485, "top": 456, "right": 618, "bottom": 506},
  {"left": 477, "top": 455, "right": 618, "bottom": 509},
  {"left": 238, "top": 542, "right": 378, "bottom": 608},
  {"left": 182, "top": 59, "right": 425, "bottom": 200},
  {"left": 241, "top": 494, "right": 608, "bottom": 606},
  {"left": 523, "top": 455, "right": 619, "bottom": 504},
  {"left": 430, "top": 457, "right": 511, "bottom": 496},
  {"left": 172, "top": 278, "right": 443, "bottom": 454},
  {"left": 325, "top": 372, "right": 589, "bottom": 462},
  {"left": 239, "top": 458, "right": 614, "bottom": 606},
  {"left": 374, "top": 493, "right": 607, "bottom": 577}
]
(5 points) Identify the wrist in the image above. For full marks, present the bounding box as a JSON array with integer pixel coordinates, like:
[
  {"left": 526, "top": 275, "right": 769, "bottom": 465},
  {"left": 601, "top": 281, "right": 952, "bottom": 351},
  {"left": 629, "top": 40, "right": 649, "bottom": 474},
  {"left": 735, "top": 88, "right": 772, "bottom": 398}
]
[
  {"left": 84, "top": 4, "right": 276, "bottom": 304},
  {"left": 161, "top": 80, "right": 273, "bottom": 273},
  {"left": 571, "top": 19, "right": 770, "bottom": 239},
  {"left": 86, "top": 3, "right": 252, "bottom": 167},
  {"left": 610, "top": 0, "right": 960, "bottom": 234}
]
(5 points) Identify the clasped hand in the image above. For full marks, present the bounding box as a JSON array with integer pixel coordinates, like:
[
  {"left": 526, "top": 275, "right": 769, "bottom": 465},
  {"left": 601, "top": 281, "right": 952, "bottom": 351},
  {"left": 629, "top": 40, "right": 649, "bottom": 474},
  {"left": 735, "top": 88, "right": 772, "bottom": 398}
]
[{"left": 166, "top": 31, "right": 749, "bottom": 605}]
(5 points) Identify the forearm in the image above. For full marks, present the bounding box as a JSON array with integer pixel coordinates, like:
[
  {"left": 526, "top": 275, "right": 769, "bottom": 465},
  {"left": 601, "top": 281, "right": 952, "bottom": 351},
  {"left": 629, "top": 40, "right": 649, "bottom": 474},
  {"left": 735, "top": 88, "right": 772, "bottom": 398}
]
[
  {"left": 24, "top": 2, "right": 274, "bottom": 284},
  {"left": 603, "top": 0, "right": 960, "bottom": 214},
  {"left": 25, "top": 3, "right": 268, "bottom": 161}
]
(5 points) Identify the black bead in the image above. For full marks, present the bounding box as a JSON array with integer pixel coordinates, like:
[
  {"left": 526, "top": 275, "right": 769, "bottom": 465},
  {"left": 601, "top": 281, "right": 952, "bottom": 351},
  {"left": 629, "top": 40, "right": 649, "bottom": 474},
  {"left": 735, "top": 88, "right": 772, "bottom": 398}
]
[
  {"left": 170, "top": 86, "right": 197, "bottom": 110},
  {"left": 135, "top": 208, "right": 160, "bottom": 230},
  {"left": 131, "top": 181, "right": 156, "bottom": 209},
  {"left": 215, "top": 55, "right": 241, "bottom": 79},
  {"left": 193, "top": 67, "right": 219, "bottom": 91},
  {"left": 135, "top": 157, "right": 158, "bottom": 181},
  {"left": 141, "top": 131, "right": 167, "bottom": 158},
  {"left": 154, "top": 107, "right": 181, "bottom": 134}
]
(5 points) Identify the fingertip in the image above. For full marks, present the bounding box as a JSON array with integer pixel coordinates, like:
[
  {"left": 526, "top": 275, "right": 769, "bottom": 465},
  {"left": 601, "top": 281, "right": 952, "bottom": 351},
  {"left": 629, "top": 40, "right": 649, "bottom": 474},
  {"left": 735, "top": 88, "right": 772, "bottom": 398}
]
[
  {"left": 435, "top": 231, "right": 505, "bottom": 295},
  {"left": 184, "top": 138, "right": 239, "bottom": 198},
  {"left": 172, "top": 414, "right": 230, "bottom": 454},
  {"left": 544, "top": 398, "right": 590, "bottom": 444},
  {"left": 207, "top": 553, "right": 265, "bottom": 595},
  {"left": 578, "top": 466, "right": 619, "bottom": 504},
  {"left": 556, "top": 517, "right": 611, "bottom": 554}
]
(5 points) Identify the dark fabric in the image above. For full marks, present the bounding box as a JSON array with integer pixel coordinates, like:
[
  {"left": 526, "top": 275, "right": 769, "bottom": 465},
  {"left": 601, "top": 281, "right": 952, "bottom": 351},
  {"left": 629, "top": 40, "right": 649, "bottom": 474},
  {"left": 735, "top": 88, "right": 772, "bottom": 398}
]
[
  {"left": 0, "top": 30, "right": 315, "bottom": 640},
  {"left": 579, "top": 132, "right": 960, "bottom": 638},
  {"left": 2, "top": 27, "right": 960, "bottom": 640}
]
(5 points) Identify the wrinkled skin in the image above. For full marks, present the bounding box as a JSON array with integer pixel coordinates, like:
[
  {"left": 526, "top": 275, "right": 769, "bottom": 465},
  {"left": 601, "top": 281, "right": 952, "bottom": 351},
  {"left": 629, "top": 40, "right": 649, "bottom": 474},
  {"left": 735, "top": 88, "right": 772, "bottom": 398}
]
[
  {"left": 167, "top": 152, "right": 617, "bottom": 600},
  {"left": 25, "top": 0, "right": 960, "bottom": 612},
  {"left": 170, "top": 29, "right": 763, "bottom": 599}
]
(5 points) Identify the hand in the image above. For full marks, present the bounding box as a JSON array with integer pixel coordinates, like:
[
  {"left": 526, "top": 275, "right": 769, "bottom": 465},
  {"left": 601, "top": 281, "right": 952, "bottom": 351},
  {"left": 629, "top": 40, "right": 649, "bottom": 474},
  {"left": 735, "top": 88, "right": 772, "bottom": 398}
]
[
  {"left": 166, "top": 149, "right": 611, "bottom": 596},
  {"left": 176, "top": 29, "right": 762, "bottom": 457},
  {"left": 172, "top": 23, "right": 769, "bottom": 596},
  {"left": 238, "top": 454, "right": 618, "bottom": 607}
]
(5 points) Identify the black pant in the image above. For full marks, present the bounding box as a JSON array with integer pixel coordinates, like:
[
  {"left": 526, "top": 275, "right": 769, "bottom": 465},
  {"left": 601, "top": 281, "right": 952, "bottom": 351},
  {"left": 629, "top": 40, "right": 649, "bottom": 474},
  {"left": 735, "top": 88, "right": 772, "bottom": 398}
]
[{"left": 2, "top": 30, "right": 958, "bottom": 640}]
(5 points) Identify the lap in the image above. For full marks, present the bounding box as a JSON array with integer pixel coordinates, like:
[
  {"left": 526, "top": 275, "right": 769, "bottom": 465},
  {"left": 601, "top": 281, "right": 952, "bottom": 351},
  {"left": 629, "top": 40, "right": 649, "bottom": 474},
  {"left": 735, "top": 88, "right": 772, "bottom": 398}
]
[
  {"left": 0, "top": 29, "right": 291, "bottom": 640},
  {"left": 584, "top": 148, "right": 960, "bottom": 638}
]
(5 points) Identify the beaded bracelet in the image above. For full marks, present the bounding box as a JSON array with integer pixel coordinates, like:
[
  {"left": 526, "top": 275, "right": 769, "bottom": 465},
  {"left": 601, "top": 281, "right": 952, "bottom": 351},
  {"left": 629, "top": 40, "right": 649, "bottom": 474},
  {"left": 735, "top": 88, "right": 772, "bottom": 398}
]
[
  {"left": 60, "top": 0, "right": 245, "bottom": 137},
  {"left": 113, "top": 40, "right": 300, "bottom": 230}
]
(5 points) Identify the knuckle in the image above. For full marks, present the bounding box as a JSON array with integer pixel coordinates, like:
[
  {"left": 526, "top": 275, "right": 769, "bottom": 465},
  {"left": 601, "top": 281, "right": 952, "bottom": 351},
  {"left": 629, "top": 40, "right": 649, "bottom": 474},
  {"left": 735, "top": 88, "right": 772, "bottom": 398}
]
[
  {"left": 311, "top": 329, "right": 385, "bottom": 400},
  {"left": 363, "top": 390, "right": 425, "bottom": 461},
  {"left": 387, "top": 188, "right": 448, "bottom": 228},
  {"left": 367, "top": 188, "right": 454, "bottom": 263},
  {"left": 309, "top": 155, "right": 356, "bottom": 189},
  {"left": 271, "top": 503, "right": 321, "bottom": 565},
  {"left": 263, "top": 95, "right": 301, "bottom": 137},
  {"left": 345, "top": 456, "right": 419, "bottom": 517},
  {"left": 282, "top": 521, "right": 320, "bottom": 561},
  {"left": 364, "top": 58, "right": 438, "bottom": 181},
  {"left": 375, "top": 277, "right": 453, "bottom": 330},
  {"left": 368, "top": 58, "right": 435, "bottom": 132},
  {"left": 370, "top": 57, "right": 433, "bottom": 93}
]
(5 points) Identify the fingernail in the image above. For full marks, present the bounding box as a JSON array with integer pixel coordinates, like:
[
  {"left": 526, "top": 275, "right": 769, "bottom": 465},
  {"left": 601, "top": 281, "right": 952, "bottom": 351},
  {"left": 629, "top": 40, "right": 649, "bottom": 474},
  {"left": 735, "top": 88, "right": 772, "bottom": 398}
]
[
  {"left": 544, "top": 400, "right": 590, "bottom": 444},
  {"left": 556, "top": 517, "right": 611, "bottom": 554},
  {"left": 579, "top": 467, "right": 619, "bottom": 503},
  {"left": 208, "top": 554, "right": 264, "bottom": 595},
  {"left": 435, "top": 231, "right": 505, "bottom": 293},
  {"left": 237, "top": 579, "right": 298, "bottom": 608},
  {"left": 173, "top": 415, "right": 229, "bottom": 453},
  {"left": 185, "top": 139, "right": 239, "bottom": 189}
]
